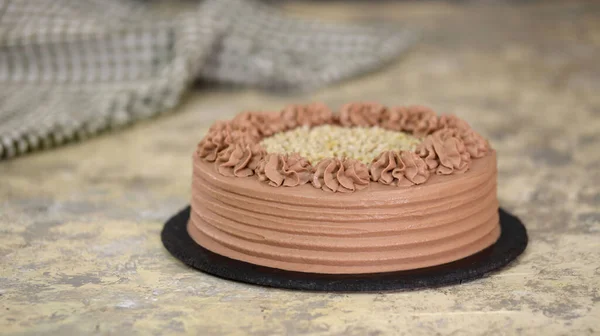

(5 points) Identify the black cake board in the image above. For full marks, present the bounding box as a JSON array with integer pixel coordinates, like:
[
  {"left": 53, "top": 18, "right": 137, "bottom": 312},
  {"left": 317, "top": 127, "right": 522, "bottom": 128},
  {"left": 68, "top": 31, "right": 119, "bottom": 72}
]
[{"left": 162, "top": 206, "right": 527, "bottom": 292}]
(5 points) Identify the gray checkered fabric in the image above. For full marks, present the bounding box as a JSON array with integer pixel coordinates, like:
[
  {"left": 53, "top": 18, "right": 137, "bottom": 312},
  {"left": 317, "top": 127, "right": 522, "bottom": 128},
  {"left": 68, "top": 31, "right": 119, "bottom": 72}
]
[{"left": 0, "top": 0, "right": 417, "bottom": 160}]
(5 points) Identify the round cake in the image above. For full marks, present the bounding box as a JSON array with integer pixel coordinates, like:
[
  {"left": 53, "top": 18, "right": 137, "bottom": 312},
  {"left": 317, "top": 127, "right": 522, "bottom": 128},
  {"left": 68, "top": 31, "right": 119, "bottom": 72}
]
[{"left": 189, "top": 103, "right": 500, "bottom": 274}]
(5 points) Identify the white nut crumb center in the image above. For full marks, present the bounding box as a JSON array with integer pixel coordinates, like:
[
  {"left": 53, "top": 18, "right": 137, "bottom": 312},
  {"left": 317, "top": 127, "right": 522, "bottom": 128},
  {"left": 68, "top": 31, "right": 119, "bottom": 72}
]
[{"left": 260, "top": 125, "right": 421, "bottom": 164}]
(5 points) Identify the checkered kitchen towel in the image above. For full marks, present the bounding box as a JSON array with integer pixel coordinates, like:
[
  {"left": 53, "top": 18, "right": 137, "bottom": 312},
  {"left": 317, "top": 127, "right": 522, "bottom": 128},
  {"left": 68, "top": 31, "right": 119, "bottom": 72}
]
[{"left": 0, "top": 0, "right": 417, "bottom": 160}]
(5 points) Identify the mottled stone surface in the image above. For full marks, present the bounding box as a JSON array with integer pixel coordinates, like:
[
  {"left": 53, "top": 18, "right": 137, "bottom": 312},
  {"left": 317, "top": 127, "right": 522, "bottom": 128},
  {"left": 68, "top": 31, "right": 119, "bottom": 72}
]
[{"left": 1, "top": 1, "right": 599, "bottom": 335}]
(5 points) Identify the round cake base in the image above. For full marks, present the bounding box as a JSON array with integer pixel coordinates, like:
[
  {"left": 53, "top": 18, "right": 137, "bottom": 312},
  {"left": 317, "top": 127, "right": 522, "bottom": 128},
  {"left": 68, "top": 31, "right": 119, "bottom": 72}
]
[{"left": 161, "top": 207, "right": 527, "bottom": 292}]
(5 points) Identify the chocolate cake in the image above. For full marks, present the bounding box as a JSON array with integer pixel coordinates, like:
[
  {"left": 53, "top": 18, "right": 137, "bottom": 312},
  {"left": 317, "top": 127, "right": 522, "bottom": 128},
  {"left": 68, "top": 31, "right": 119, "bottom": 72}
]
[{"left": 188, "top": 103, "right": 499, "bottom": 274}]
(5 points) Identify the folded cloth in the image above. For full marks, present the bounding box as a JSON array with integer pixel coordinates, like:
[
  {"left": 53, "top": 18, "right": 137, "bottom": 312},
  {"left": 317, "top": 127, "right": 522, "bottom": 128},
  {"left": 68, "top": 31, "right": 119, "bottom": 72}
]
[{"left": 0, "top": 0, "right": 417, "bottom": 160}]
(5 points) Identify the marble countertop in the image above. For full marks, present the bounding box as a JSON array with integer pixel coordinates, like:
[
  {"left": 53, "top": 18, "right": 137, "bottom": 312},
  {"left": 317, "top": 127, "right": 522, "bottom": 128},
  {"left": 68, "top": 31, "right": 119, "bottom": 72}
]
[{"left": 1, "top": 1, "right": 599, "bottom": 335}]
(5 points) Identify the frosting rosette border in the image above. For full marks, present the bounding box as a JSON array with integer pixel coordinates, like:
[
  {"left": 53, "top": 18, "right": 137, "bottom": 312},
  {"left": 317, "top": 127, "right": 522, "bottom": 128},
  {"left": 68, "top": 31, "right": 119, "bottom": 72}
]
[{"left": 195, "top": 102, "right": 491, "bottom": 192}]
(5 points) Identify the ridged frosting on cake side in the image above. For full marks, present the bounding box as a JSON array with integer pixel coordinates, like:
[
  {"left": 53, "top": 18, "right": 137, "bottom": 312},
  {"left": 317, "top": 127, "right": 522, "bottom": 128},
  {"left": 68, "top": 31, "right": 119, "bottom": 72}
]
[{"left": 187, "top": 151, "right": 500, "bottom": 274}]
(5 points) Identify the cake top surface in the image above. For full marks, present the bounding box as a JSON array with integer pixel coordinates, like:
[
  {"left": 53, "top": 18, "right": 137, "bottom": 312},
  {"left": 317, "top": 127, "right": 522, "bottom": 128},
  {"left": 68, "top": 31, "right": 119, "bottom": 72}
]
[
  {"left": 196, "top": 102, "right": 491, "bottom": 193},
  {"left": 260, "top": 125, "right": 421, "bottom": 165}
]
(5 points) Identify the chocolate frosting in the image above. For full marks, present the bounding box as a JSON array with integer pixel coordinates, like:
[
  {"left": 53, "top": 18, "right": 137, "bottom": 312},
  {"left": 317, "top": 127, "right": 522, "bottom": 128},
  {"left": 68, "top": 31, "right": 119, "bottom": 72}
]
[
  {"left": 234, "top": 111, "right": 288, "bottom": 138},
  {"left": 414, "top": 128, "right": 472, "bottom": 175},
  {"left": 379, "top": 105, "right": 439, "bottom": 136},
  {"left": 370, "top": 151, "right": 402, "bottom": 185},
  {"left": 188, "top": 152, "right": 500, "bottom": 274},
  {"left": 414, "top": 121, "right": 489, "bottom": 175},
  {"left": 415, "top": 135, "right": 439, "bottom": 171},
  {"left": 431, "top": 129, "right": 471, "bottom": 175},
  {"left": 216, "top": 143, "right": 265, "bottom": 177},
  {"left": 312, "top": 158, "right": 370, "bottom": 193},
  {"left": 197, "top": 130, "right": 228, "bottom": 162},
  {"left": 370, "top": 150, "right": 430, "bottom": 186},
  {"left": 460, "top": 128, "right": 489, "bottom": 158},
  {"left": 400, "top": 151, "right": 431, "bottom": 185},
  {"left": 281, "top": 103, "right": 333, "bottom": 129},
  {"left": 195, "top": 103, "right": 492, "bottom": 192},
  {"left": 339, "top": 102, "right": 385, "bottom": 127},
  {"left": 438, "top": 114, "right": 470, "bottom": 130},
  {"left": 256, "top": 153, "right": 313, "bottom": 187},
  {"left": 403, "top": 105, "right": 439, "bottom": 137},
  {"left": 189, "top": 103, "right": 500, "bottom": 274},
  {"left": 197, "top": 123, "right": 259, "bottom": 162},
  {"left": 380, "top": 106, "right": 409, "bottom": 131},
  {"left": 437, "top": 114, "right": 489, "bottom": 158}
]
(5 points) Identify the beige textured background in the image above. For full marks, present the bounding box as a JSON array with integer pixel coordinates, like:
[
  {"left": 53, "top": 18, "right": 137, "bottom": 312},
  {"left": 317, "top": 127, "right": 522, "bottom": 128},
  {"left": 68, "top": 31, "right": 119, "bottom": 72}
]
[{"left": 1, "top": 1, "right": 599, "bottom": 335}]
